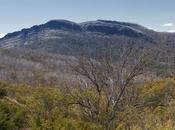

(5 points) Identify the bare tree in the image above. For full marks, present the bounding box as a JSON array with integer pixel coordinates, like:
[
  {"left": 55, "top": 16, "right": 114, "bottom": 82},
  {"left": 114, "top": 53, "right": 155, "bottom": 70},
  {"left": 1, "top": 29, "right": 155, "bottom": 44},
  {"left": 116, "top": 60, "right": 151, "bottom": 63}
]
[{"left": 69, "top": 42, "right": 154, "bottom": 129}]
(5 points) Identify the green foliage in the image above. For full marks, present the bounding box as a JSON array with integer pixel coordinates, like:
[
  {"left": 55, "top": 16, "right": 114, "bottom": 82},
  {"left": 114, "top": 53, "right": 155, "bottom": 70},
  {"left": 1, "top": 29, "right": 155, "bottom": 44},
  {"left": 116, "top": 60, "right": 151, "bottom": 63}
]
[
  {"left": 140, "top": 78, "right": 175, "bottom": 107},
  {"left": 0, "top": 88, "right": 7, "bottom": 98},
  {"left": 0, "top": 78, "right": 175, "bottom": 129},
  {"left": 0, "top": 102, "right": 26, "bottom": 130},
  {"left": 0, "top": 81, "right": 8, "bottom": 98}
]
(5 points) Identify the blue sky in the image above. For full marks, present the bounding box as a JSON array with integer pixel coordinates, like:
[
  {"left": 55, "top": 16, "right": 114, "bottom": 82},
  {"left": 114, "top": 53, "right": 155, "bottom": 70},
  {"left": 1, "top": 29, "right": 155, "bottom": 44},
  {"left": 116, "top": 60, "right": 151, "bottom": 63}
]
[{"left": 0, "top": 0, "right": 175, "bottom": 36}]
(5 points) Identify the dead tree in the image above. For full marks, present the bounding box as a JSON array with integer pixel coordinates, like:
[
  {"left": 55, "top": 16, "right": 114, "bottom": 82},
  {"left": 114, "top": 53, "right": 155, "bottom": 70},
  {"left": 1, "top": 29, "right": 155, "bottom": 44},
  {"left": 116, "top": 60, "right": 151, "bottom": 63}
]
[{"left": 70, "top": 42, "right": 154, "bottom": 129}]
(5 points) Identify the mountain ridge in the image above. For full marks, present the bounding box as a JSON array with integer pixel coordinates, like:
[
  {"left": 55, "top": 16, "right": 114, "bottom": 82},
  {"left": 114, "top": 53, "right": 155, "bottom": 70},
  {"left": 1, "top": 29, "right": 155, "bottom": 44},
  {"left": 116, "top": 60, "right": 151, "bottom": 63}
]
[
  {"left": 0, "top": 19, "right": 153, "bottom": 40},
  {"left": 0, "top": 19, "right": 174, "bottom": 56}
]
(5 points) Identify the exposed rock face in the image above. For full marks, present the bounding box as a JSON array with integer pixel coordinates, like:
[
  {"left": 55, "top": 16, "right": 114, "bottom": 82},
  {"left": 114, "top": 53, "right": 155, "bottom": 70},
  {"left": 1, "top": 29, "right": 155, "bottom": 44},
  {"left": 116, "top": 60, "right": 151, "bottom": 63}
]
[{"left": 81, "top": 20, "right": 146, "bottom": 37}]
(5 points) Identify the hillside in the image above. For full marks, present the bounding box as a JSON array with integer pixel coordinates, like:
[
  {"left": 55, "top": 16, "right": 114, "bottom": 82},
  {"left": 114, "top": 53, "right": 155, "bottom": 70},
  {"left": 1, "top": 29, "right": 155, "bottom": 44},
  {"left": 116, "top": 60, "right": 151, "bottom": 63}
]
[{"left": 0, "top": 20, "right": 174, "bottom": 85}]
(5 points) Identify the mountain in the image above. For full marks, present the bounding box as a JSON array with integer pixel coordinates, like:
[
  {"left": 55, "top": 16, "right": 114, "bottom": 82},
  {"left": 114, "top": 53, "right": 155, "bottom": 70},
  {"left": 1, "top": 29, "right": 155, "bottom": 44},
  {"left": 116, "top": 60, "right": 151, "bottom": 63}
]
[
  {"left": 0, "top": 19, "right": 174, "bottom": 56},
  {"left": 1, "top": 19, "right": 150, "bottom": 39},
  {"left": 0, "top": 19, "right": 175, "bottom": 84}
]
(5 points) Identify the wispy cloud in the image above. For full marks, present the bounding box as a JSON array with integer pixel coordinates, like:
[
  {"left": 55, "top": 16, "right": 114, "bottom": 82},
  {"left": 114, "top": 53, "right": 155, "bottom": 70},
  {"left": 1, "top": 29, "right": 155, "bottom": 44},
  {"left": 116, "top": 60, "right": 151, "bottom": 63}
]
[
  {"left": 163, "top": 23, "right": 174, "bottom": 27},
  {"left": 0, "top": 33, "right": 7, "bottom": 38}
]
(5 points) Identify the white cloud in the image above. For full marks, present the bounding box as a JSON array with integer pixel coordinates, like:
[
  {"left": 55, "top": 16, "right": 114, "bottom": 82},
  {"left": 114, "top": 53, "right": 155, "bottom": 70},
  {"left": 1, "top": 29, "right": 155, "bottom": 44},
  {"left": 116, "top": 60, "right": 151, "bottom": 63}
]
[
  {"left": 148, "top": 27, "right": 157, "bottom": 31},
  {"left": 0, "top": 33, "right": 7, "bottom": 38},
  {"left": 163, "top": 23, "right": 174, "bottom": 27},
  {"left": 162, "top": 23, "right": 175, "bottom": 32},
  {"left": 148, "top": 27, "right": 154, "bottom": 30},
  {"left": 167, "top": 30, "right": 175, "bottom": 33}
]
